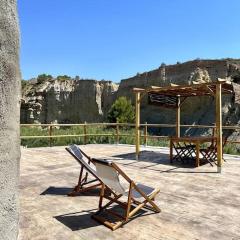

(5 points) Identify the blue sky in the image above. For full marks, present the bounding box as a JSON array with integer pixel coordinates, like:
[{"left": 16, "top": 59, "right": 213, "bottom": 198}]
[{"left": 18, "top": 0, "right": 240, "bottom": 82}]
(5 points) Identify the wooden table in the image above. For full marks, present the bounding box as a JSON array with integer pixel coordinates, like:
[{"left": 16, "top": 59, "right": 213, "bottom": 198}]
[{"left": 170, "top": 136, "right": 216, "bottom": 167}]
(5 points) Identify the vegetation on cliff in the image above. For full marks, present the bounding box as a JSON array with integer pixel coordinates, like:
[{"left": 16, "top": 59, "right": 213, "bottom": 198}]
[{"left": 37, "top": 74, "right": 53, "bottom": 84}]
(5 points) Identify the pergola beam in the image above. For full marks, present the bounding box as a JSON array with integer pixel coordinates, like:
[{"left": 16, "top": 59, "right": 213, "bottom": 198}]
[{"left": 133, "top": 81, "right": 233, "bottom": 97}]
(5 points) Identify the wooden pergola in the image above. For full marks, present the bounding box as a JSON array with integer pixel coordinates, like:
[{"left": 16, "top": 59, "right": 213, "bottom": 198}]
[{"left": 133, "top": 79, "right": 234, "bottom": 173}]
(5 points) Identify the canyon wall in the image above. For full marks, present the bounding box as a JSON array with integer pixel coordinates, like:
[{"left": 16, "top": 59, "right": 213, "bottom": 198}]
[
  {"left": 117, "top": 59, "right": 240, "bottom": 136},
  {"left": 0, "top": 1, "right": 21, "bottom": 239},
  {"left": 21, "top": 79, "right": 118, "bottom": 123},
  {"left": 21, "top": 59, "right": 240, "bottom": 138}
]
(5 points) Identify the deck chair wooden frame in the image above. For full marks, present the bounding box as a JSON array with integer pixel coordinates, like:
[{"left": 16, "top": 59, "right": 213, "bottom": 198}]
[
  {"left": 200, "top": 137, "right": 228, "bottom": 166},
  {"left": 91, "top": 158, "right": 161, "bottom": 231},
  {"left": 65, "top": 145, "right": 101, "bottom": 196},
  {"left": 172, "top": 142, "right": 196, "bottom": 163}
]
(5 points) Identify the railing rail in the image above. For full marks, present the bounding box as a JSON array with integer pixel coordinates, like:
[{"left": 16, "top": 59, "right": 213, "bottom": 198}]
[{"left": 20, "top": 122, "right": 240, "bottom": 146}]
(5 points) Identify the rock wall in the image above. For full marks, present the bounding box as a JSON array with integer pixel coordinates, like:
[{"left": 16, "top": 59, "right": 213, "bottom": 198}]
[
  {"left": 21, "top": 79, "right": 118, "bottom": 123},
  {"left": 117, "top": 59, "right": 240, "bottom": 136},
  {"left": 21, "top": 59, "right": 240, "bottom": 138},
  {"left": 0, "top": 1, "right": 21, "bottom": 239}
]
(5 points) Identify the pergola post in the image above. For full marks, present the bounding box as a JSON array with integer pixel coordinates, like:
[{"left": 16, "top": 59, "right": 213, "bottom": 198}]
[
  {"left": 216, "top": 83, "right": 223, "bottom": 173},
  {"left": 135, "top": 92, "right": 141, "bottom": 160},
  {"left": 176, "top": 96, "right": 180, "bottom": 137}
]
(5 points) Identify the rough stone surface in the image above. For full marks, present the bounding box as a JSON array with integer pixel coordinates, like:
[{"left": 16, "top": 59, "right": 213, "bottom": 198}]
[
  {"left": 0, "top": 0, "right": 21, "bottom": 239},
  {"left": 117, "top": 59, "right": 240, "bottom": 137},
  {"left": 21, "top": 79, "right": 118, "bottom": 123},
  {"left": 21, "top": 59, "right": 240, "bottom": 138},
  {"left": 19, "top": 145, "right": 240, "bottom": 240}
]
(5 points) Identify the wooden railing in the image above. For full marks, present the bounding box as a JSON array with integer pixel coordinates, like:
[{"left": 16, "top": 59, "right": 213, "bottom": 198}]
[{"left": 20, "top": 122, "right": 240, "bottom": 147}]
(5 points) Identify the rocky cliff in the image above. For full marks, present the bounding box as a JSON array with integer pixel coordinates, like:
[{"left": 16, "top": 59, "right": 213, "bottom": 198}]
[
  {"left": 117, "top": 59, "right": 240, "bottom": 136},
  {"left": 21, "top": 59, "right": 240, "bottom": 136},
  {"left": 21, "top": 79, "right": 118, "bottom": 123}
]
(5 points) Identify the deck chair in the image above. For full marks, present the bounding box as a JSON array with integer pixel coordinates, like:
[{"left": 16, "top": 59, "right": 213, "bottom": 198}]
[
  {"left": 65, "top": 145, "right": 101, "bottom": 196},
  {"left": 200, "top": 137, "right": 228, "bottom": 166},
  {"left": 91, "top": 158, "right": 161, "bottom": 231},
  {"left": 172, "top": 142, "right": 196, "bottom": 163}
]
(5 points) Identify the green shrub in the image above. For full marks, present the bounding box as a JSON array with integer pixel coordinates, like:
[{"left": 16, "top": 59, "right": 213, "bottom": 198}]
[
  {"left": 107, "top": 97, "right": 135, "bottom": 123},
  {"left": 21, "top": 79, "right": 28, "bottom": 90}
]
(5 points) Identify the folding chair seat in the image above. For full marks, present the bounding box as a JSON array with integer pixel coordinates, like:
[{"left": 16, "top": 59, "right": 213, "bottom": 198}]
[
  {"left": 91, "top": 158, "right": 161, "bottom": 231},
  {"left": 65, "top": 145, "right": 101, "bottom": 196}
]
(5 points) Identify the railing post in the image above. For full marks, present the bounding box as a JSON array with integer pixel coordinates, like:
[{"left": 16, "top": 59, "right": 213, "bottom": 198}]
[
  {"left": 84, "top": 121, "right": 87, "bottom": 145},
  {"left": 48, "top": 125, "right": 53, "bottom": 147},
  {"left": 216, "top": 84, "right": 223, "bottom": 173},
  {"left": 115, "top": 122, "right": 119, "bottom": 145},
  {"left": 176, "top": 96, "right": 181, "bottom": 137},
  {"left": 135, "top": 92, "right": 141, "bottom": 160},
  {"left": 144, "top": 122, "right": 148, "bottom": 146}
]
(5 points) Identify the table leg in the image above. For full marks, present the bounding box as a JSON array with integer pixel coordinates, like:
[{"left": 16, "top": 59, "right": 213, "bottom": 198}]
[
  {"left": 196, "top": 142, "right": 200, "bottom": 167},
  {"left": 170, "top": 139, "right": 173, "bottom": 163}
]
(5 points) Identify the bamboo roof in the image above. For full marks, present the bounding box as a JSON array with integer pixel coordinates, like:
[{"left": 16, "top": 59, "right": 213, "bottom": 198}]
[{"left": 133, "top": 79, "right": 233, "bottom": 97}]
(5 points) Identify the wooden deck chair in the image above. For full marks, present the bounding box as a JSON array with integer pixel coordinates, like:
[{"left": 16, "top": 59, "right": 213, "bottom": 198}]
[
  {"left": 200, "top": 137, "right": 228, "bottom": 166},
  {"left": 65, "top": 145, "right": 101, "bottom": 196},
  {"left": 91, "top": 158, "right": 161, "bottom": 231},
  {"left": 172, "top": 142, "right": 196, "bottom": 163}
]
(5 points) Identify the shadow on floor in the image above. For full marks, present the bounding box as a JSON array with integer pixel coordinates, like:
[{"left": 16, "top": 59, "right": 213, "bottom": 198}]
[
  {"left": 113, "top": 150, "right": 197, "bottom": 167},
  {"left": 55, "top": 206, "right": 152, "bottom": 231},
  {"left": 112, "top": 151, "right": 216, "bottom": 173},
  {"left": 55, "top": 210, "right": 100, "bottom": 231},
  {"left": 112, "top": 150, "right": 169, "bottom": 163},
  {"left": 40, "top": 186, "right": 100, "bottom": 196}
]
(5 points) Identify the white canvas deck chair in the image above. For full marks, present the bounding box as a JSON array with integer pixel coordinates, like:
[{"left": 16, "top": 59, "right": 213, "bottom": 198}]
[
  {"left": 91, "top": 158, "right": 161, "bottom": 231},
  {"left": 65, "top": 145, "right": 101, "bottom": 196}
]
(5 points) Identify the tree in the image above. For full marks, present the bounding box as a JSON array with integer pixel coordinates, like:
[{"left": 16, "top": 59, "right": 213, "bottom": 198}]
[
  {"left": 107, "top": 97, "right": 135, "bottom": 123},
  {"left": 37, "top": 74, "right": 53, "bottom": 84}
]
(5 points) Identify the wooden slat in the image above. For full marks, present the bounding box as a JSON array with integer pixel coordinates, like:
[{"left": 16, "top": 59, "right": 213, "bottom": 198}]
[
  {"left": 176, "top": 97, "right": 180, "bottom": 137},
  {"left": 150, "top": 86, "right": 162, "bottom": 89},
  {"left": 135, "top": 92, "right": 141, "bottom": 159},
  {"left": 216, "top": 84, "right": 223, "bottom": 172},
  {"left": 133, "top": 87, "right": 145, "bottom": 92},
  {"left": 139, "top": 81, "right": 233, "bottom": 97}
]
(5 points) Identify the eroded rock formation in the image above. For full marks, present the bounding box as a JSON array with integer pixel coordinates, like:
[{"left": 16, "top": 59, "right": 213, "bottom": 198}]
[
  {"left": 117, "top": 59, "right": 240, "bottom": 136},
  {"left": 21, "top": 59, "right": 240, "bottom": 139},
  {"left": 21, "top": 79, "right": 118, "bottom": 123}
]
